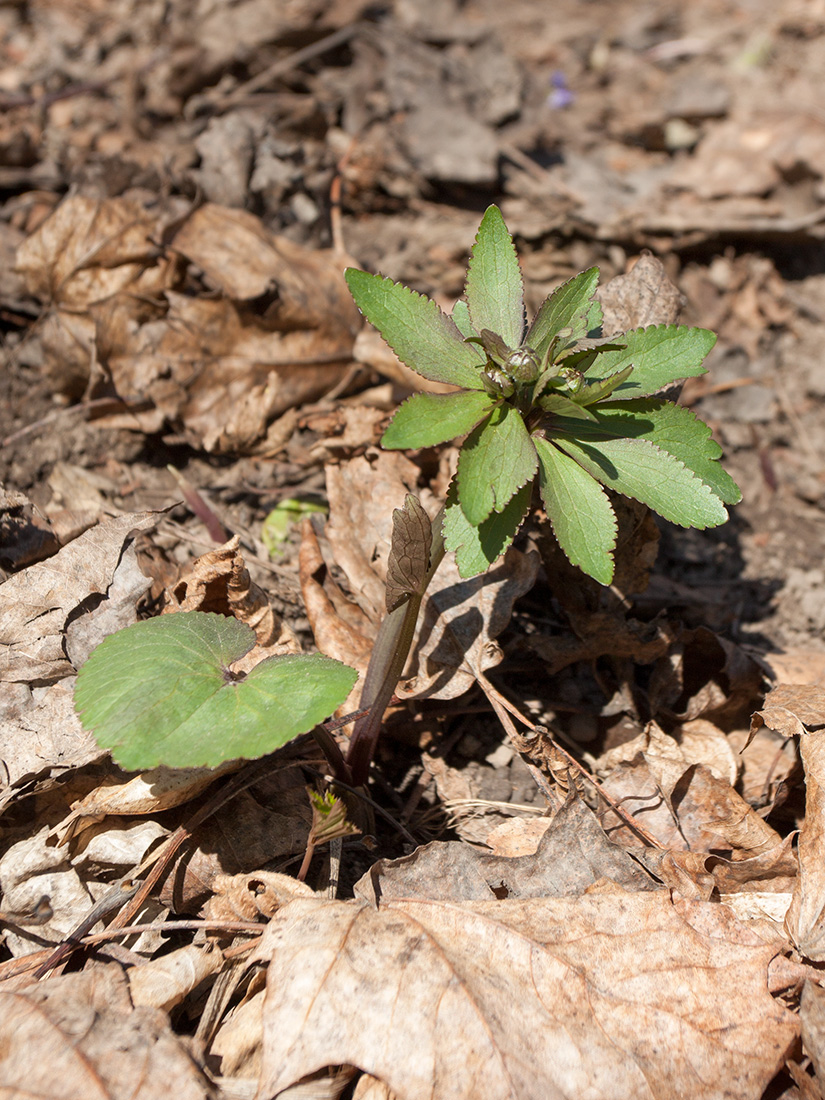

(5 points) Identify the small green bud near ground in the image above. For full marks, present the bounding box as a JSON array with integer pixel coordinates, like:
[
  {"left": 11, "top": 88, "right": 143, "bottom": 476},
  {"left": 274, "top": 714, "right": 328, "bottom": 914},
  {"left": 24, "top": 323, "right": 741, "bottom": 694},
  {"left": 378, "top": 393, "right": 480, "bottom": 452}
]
[{"left": 345, "top": 205, "right": 741, "bottom": 586}]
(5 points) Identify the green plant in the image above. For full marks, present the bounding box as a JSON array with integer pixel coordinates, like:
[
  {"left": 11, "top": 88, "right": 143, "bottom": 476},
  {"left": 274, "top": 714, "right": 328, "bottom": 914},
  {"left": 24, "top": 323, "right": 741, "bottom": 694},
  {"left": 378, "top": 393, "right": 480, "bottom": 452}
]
[
  {"left": 345, "top": 206, "right": 739, "bottom": 586},
  {"left": 341, "top": 206, "right": 740, "bottom": 783},
  {"left": 75, "top": 206, "right": 739, "bottom": 787}
]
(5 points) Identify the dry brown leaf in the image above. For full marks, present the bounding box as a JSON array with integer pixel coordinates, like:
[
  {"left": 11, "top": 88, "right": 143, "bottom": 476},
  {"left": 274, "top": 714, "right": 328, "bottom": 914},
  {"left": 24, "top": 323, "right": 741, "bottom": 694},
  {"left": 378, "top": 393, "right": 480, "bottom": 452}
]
[
  {"left": 299, "top": 517, "right": 375, "bottom": 684},
  {"left": 170, "top": 204, "right": 360, "bottom": 332},
  {"left": 253, "top": 890, "right": 797, "bottom": 1100},
  {"left": 55, "top": 762, "right": 239, "bottom": 843},
  {"left": 0, "top": 485, "right": 59, "bottom": 571},
  {"left": 0, "top": 679, "right": 103, "bottom": 810},
  {"left": 599, "top": 722, "right": 781, "bottom": 856},
  {"left": 802, "top": 979, "right": 825, "bottom": 1087},
  {"left": 325, "top": 450, "right": 425, "bottom": 622},
  {"left": 0, "top": 510, "right": 158, "bottom": 683},
  {"left": 751, "top": 682, "right": 825, "bottom": 741},
  {"left": 356, "top": 792, "right": 657, "bottom": 904},
  {"left": 0, "top": 966, "right": 214, "bottom": 1098},
  {"left": 204, "top": 871, "right": 315, "bottom": 923},
  {"left": 597, "top": 251, "right": 683, "bottom": 334},
  {"left": 106, "top": 291, "right": 352, "bottom": 452},
  {"left": 128, "top": 943, "right": 224, "bottom": 1013},
  {"left": 787, "top": 730, "right": 825, "bottom": 960},
  {"left": 15, "top": 194, "right": 176, "bottom": 311},
  {"left": 398, "top": 547, "right": 539, "bottom": 702}
]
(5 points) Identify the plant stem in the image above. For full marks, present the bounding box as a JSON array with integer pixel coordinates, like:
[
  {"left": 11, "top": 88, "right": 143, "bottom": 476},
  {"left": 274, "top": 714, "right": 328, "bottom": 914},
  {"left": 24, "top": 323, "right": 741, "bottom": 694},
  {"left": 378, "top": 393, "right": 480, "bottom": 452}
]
[{"left": 346, "top": 505, "right": 446, "bottom": 785}]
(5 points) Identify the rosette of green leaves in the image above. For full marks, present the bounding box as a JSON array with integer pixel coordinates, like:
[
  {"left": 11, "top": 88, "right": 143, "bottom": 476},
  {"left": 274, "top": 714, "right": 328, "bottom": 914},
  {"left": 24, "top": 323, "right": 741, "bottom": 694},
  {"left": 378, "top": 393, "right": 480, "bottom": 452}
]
[{"left": 344, "top": 207, "right": 740, "bottom": 586}]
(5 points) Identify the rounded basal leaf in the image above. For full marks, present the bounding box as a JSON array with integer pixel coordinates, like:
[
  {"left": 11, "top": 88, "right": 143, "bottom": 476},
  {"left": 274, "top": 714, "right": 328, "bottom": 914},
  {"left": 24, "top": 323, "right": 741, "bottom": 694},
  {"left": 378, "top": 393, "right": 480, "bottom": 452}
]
[
  {"left": 344, "top": 269, "right": 486, "bottom": 390},
  {"left": 74, "top": 612, "right": 358, "bottom": 770},
  {"left": 382, "top": 390, "right": 497, "bottom": 450},
  {"left": 457, "top": 403, "right": 538, "bottom": 526},
  {"left": 534, "top": 436, "right": 616, "bottom": 585},
  {"left": 464, "top": 206, "right": 525, "bottom": 350}
]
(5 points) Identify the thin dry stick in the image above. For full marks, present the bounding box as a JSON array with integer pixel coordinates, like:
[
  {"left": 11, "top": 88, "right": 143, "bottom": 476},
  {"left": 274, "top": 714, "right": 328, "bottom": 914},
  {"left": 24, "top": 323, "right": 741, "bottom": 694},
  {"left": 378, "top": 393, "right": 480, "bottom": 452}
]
[{"left": 478, "top": 674, "right": 663, "bottom": 849}]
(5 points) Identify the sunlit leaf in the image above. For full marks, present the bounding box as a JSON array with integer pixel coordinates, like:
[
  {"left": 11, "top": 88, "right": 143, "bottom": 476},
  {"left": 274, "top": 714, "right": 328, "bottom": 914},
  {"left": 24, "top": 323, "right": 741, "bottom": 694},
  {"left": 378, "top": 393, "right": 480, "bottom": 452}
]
[
  {"left": 534, "top": 437, "right": 617, "bottom": 584},
  {"left": 465, "top": 206, "right": 524, "bottom": 350},
  {"left": 382, "top": 389, "right": 497, "bottom": 450},
  {"left": 457, "top": 403, "right": 538, "bottom": 525},
  {"left": 551, "top": 433, "right": 729, "bottom": 529},
  {"left": 525, "top": 268, "right": 600, "bottom": 359},
  {"left": 75, "top": 612, "right": 358, "bottom": 770},
  {"left": 443, "top": 479, "right": 531, "bottom": 578},
  {"left": 584, "top": 325, "right": 716, "bottom": 399},
  {"left": 345, "top": 269, "right": 486, "bottom": 389}
]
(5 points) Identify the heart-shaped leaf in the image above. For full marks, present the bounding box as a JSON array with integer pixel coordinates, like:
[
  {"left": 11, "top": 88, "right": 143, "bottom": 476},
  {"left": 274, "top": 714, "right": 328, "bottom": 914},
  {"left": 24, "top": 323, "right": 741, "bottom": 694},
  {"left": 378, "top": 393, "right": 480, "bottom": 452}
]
[{"left": 74, "top": 612, "right": 358, "bottom": 770}]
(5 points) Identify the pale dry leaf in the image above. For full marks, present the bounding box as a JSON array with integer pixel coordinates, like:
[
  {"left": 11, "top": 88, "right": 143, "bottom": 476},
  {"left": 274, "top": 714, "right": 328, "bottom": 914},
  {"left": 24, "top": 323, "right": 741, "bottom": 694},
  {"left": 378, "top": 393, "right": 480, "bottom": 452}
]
[
  {"left": 253, "top": 890, "right": 797, "bottom": 1100},
  {"left": 210, "top": 988, "right": 266, "bottom": 1079},
  {"left": 802, "top": 980, "right": 825, "bottom": 1086},
  {"left": 787, "top": 730, "right": 825, "bottom": 960},
  {"left": 398, "top": 547, "right": 538, "bottom": 702},
  {"left": 128, "top": 943, "right": 224, "bottom": 1013},
  {"left": 485, "top": 817, "right": 552, "bottom": 857},
  {"left": 55, "top": 762, "right": 239, "bottom": 844},
  {"left": 0, "top": 966, "right": 215, "bottom": 1099},
  {"left": 0, "top": 510, "right": 158, "bottom": 683},
  {"left": 0, "top": 679, "right": 103, "bottom": 809},
  {"left": 0, "top": 826, "right": 93, "bottom": 958},
  {"left": 204, "top": 871, "right": 315, "bottom": 923},
  {"left": 597, "top": 251, "right": 683, "bottom": 335}
]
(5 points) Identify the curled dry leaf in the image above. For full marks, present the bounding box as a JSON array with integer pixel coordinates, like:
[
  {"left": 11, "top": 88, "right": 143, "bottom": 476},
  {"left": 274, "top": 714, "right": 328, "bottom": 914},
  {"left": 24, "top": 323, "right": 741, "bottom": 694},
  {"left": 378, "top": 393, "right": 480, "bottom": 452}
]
[
  {"left": 253, "top": 890, "right": 797, "bottom": 1100},
  {"left": 204, "top": 871, "right": 315, "bottom": 923},
  {"left": 597, "top": 251, "right": 684, "bottom": 335},
  {"left": 163, "top": 534, "right": 300, "bottom": 660},
  {"left": 54, "top": 762, "right": 239, "bottom": 844},
  {"left": 751, "top": 682, "right": 825, "bottom": 741},
  {"left": 787, "top": 728, "right": 825, "bottom": 961},
  {"left": 15, "top": 195, "right": 176, "bottom": 311},
  {"left": 128, "top": 943, "right": 225, "bottom": 1013},
  {"left": 0, "top": 966, "right": 214, "bottom": 1099}
]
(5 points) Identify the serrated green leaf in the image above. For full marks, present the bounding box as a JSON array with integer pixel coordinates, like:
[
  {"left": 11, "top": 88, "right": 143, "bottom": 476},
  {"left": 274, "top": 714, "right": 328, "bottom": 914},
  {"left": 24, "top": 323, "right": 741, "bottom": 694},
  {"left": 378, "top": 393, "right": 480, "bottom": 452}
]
[
  {"left": 534, "top": 436, "right": 617, "bottom": 585},
  {"left": 465, "top": 206, "right": 524, "bottom": 350},
  {"left": 457, "top": 403, "right": 538, "bottom": 524},
  {"left": 551, "top": 433, "right": 728, "bottom": 529},
  {"left": 572, "top": 365, "right": 635, "bottom": 406},
  {"left": 74, "top": 612, "right": 358, "bottom": 770},
  {"left": 345, "top": 269, "right": 486, "bottom": 389},
  {"left": 443, "top": 478, "right": 531, "bottom": 578},
  {"left": 584, "top": 298, "right": 603, "bottom": 337},
  {"left": 385, "top": 495, "right": 433, "bottom": 612},
  {"left": 538, "top": 392, "right": 599, "bottom": 421},
  {"left": 451, "top": 299, "right": 476, "bottom": 339},
  {"left": 524, "top": 267, "right": 600, "bottom": 359},
  {"left": 584, "top": 325, "right": 716, "bottom": 399},
  {"left": 590, "top": 400, "right": 742, "bottom": 505},
  {"left": 382, "top": 389, "right": 497, "bottom": 450}
]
